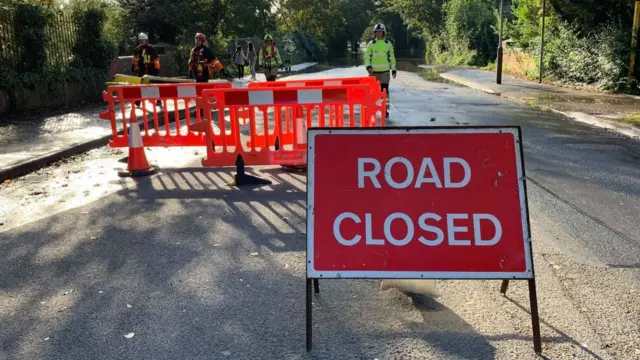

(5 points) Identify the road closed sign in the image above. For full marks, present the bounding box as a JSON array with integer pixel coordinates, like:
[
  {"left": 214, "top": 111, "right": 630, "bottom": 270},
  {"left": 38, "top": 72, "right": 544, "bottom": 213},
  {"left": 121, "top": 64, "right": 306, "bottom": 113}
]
[{"left": 307, "top": 127, "right": 533, "bottom": 279}]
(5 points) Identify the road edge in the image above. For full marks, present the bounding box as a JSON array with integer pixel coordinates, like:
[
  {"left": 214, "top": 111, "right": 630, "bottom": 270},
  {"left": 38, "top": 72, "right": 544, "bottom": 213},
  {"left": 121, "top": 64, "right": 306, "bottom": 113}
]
[
  {"left": 0, "top": 135, "right": 112, "bottom": 182},
  {"left": 547, "top": 109, "right": 640, "bottom": 139},
  {"left": 1, "top": 107, "right": 195, "bottom": 182},
  {"left": 439, "top": 73, "right": 501, "bottom": 95},
  {"left": 441, "top": 72, "right": 640, "bottom": 140}
]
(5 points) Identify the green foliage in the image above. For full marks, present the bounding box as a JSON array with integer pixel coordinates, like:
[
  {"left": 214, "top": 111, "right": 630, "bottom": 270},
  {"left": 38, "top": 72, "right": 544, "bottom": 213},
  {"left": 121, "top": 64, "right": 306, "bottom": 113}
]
[
  {"left": 544, "top": 21, "right": 629, "bottom": 90},
  {"left": 548, "top": 0, "right": 633, "bottom": 35},
  {"left": 1, "top": 2, "right": 113, "bottom": 113},
  {"left": 360, "top": 6, "right": 424, "bottom": 58},
  {"left": 384, "top": 0, "right": 443, "bottom": 40},
  {"left": 277, "top": 0, "right": 346, "bottom": 58},
  {"left": 445, "top": 0, "right": 497, "bottom": 64},
  {"left": 15, "top": 3, "right": 48, "bottom": 73},
  {"left": 280, "top": 30, "right": 327, "bottom": 63},
  {"left": 71, "top": 5, "right": 116, "bottom": 69},
  {"left": 503, "top": 0, "right": 633, "bottom": 90},
  {"left": 424, "top": 0, "right": 497, "bottom": 66},
  {"left": 223, "top": 0, "right": 275, "bottom": 38},
  {"left": 503, "top": 0, "right": 547, "bottom": 50},
  {"left": 0, "top": 67, "right": 107, "bottom": 113},
  {"left": 102, "top": 5, "right": 129, "bottom": 55}
]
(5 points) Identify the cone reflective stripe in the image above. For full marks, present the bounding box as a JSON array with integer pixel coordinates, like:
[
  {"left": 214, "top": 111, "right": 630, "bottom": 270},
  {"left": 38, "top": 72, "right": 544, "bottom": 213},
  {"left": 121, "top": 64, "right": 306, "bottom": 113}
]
[
  {"left": 118, "top": 108, "right": 157, "bottom": 177},
  {"left": 129, "top": 124, "right": 144, "bottom": 148}
]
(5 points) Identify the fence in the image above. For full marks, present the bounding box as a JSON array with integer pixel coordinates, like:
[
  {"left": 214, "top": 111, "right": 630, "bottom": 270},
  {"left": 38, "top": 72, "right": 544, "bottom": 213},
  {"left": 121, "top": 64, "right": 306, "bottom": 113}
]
[
  {"left": 0, "top": 8, "right": 20, "bottom": 72},
  {"left": 0, "top": 8, "right": 78, "bottom": 73}
]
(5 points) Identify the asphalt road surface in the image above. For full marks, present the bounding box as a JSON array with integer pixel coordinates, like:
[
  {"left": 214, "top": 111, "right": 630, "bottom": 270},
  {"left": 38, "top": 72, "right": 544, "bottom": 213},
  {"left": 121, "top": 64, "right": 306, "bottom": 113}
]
[{"left": 0, "top": 68, "right": 638, "bottom": 360}]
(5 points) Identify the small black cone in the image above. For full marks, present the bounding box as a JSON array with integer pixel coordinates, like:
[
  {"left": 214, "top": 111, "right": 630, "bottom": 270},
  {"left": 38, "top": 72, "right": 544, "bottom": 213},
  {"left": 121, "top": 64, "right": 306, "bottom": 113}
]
[
  {"left": 229, "top": 154, "right": 272, "bottom": 186},
  {"left": 234, "top": 172, "right": 272, "bottom": 186}
]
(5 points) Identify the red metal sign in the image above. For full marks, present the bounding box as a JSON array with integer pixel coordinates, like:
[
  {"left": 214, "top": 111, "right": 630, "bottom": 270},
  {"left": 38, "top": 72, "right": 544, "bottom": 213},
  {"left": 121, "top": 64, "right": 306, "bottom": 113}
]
[{"left": 307, "top": 127, "right": 533, "bottom": 279}]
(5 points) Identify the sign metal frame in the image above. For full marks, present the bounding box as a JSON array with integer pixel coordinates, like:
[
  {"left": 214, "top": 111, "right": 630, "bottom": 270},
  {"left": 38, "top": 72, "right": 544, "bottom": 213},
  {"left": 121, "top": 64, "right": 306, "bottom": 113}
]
[{"left": 305, "top": 126, "right": 541, "bottom": 355}]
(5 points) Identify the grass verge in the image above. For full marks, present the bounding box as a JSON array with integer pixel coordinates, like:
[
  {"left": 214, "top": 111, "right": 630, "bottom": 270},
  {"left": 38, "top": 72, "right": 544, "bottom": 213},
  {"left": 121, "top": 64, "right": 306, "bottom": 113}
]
[{"left": 623, "top": 112, "right": 640, "bottom": 126}]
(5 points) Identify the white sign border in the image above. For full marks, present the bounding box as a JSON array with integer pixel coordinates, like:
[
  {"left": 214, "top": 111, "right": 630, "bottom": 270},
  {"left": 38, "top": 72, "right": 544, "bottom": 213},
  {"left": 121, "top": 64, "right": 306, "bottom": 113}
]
[{"left": 306, "top": 127, "right": 534, "bottom": 280}]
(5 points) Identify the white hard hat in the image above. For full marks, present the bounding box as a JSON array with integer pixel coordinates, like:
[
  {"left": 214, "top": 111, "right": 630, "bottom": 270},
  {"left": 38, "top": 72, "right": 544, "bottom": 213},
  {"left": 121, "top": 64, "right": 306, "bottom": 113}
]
[
  {"left": 138, "top": 32, "right": 148, "bottom": 41},
  {"left": 373, "top": 23, "right": 386, "bottom": 33}
]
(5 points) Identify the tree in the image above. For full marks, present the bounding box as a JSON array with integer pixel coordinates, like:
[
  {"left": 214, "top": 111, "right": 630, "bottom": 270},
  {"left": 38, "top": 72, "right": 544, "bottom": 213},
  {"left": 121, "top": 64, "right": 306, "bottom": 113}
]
[
  {"left": 548, "top": 0, "right": 633, "bottom": 34},
  {"left": 384, "top": 0, "right": 444, "bottom": 39},
  {"left": 339, "top": 0, "right": 374, "bottom": 51},
  {"left": 223, "top": 0, "right": 276, "bottom": 38},
  {"left": 365, "top": 2, "right": 425, "bottom": 58}
]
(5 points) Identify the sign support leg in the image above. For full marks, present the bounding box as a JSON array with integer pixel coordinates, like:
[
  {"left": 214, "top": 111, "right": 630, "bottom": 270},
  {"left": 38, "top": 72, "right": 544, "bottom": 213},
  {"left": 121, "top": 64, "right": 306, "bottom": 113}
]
[
  {"left": 306, "top": 278, "right": 313, "bottom": 352},
  {"left": 528, "top": 279, "right": 542, "bottom": 354},
  {"left": 313, "top": 279, "right": 320, "bottom": 294},
  {"left": 500, "top": 280, "right": 510, "bottom": 295}
]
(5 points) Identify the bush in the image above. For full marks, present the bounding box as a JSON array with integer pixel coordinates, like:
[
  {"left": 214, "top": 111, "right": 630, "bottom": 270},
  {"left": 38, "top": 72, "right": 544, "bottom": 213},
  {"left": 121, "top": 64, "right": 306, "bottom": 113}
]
[
  {"left": 280, "top": 30, "right": 327, "bottom": 64},
  {"left": 544, "top": 22, "right": 629, "bottom": 90},
  {"left": 1, "top": 3, "right": 115, "bottom": 113},
  {"left": 102, "top": 5, "right": 130, "bottom": 55},
  {"left": 425, "top": 0, "right": 497, "bottom": 66},
  {"left": 14, "top": 3, "right": 48, "bottom": 73},
  {"left": 72, "top": 6, "right": 117, "bottom": 69}
]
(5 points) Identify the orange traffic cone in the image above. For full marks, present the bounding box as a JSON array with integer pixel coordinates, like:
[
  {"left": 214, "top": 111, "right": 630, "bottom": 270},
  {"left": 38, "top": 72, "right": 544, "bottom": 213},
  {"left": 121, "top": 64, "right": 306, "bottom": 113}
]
[{"left": 118, "top": 108, "right": 157, "bottom": 177}]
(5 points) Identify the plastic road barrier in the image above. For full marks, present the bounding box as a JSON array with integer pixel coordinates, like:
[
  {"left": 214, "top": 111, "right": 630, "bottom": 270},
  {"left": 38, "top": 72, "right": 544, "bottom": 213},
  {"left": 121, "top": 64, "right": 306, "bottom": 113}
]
[
  {"left": 101, "top": 82, "right": 232, "bottom": 148},
  {"left": 198, "top": 84, "right": 384, "bottom": 168}
]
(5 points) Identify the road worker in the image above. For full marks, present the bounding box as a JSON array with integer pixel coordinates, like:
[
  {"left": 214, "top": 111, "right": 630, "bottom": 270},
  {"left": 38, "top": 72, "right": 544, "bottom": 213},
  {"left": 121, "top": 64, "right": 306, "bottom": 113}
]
[
  {"left": 189, "top": 33, "right": 227, "bottom": 82},
  {"left": 132, "top": 32, "right": 160, "bottom": 77},
  {"left": 132, "top": 32, "right": 161, "bottom": 107},
  {"left": 259, "top": 34, "right": 282, "bottom": 81},
  {"left": 364, "top": 23, "right": 396, "bottom": 117}
]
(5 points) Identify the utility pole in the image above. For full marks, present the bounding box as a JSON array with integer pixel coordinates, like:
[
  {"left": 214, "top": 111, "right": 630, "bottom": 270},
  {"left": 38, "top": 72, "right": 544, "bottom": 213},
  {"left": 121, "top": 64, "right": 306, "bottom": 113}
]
[
  {"left": 538, "top": 0, "right": 547, "bottom": 83},
  {"left": 496, "top": 0, "right": 505, "bottom": 84},
  {"left": 629, "top": 0, "right": 640, "bottom": 81}
]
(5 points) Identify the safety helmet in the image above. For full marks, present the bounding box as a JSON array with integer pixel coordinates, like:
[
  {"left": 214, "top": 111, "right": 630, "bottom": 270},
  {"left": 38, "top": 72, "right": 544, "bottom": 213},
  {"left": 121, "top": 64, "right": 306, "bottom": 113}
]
[
  {"left": 373, "top": 23, "right": 386, "bottom": 33},
  {"left": 195, "top": 33, "right": 206, "bottom": 42},
  {"left": 264, "top": 34, "right": 273, "bottom": 41},
  {"left": 138, "top": 32, "right": 148, "bottom": 41}
]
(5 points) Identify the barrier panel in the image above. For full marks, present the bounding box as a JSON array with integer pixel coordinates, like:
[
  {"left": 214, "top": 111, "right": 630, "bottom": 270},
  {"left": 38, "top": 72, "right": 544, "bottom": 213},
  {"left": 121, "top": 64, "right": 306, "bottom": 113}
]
[
  {"left": 248, "top": 76, "right": 386, "bottom": 130},
  {"left": 199, "top": 84, "right": 384, "bottom": 169},
  {"left": 101, "top": 82, "right": 233, "bottom": 148},
  {"left": 247, "top": 76, "right": 379, "bottom": 93}
]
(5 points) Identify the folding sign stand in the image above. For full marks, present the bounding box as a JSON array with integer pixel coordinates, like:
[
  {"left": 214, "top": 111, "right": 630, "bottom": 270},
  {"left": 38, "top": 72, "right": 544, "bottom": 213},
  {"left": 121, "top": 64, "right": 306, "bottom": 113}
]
[
  {"left": 306, "top": 278, "right": 541, "bottom": 354},
  {"left": 305, "top": 126, "right": 544, "bottom": 355},
  {"left": 305, "top": 278, "right": 320, "bottom": 352},
  {"left": 499, "top": 279, "right": 542, "bottom": 353}
]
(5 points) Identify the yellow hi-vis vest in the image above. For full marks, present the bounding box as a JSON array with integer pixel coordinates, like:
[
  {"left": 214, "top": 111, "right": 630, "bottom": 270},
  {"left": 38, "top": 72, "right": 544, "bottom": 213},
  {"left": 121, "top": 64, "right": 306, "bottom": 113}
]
[{"left": 364, "top": 39, "right": 396, "bottom": 72}]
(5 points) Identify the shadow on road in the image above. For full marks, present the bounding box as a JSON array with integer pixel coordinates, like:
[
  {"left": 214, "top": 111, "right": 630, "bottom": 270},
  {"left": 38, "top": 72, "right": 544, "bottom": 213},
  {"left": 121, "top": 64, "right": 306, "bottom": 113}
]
[
  {"left": 0, "top": 165, "right": 573, "bottom": 359},
  {"left": 504, "top": 296, "right": 606, "bottom": 360}
]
